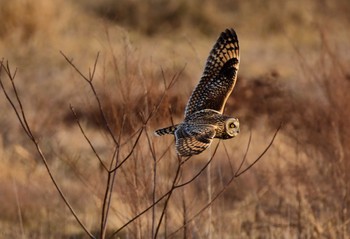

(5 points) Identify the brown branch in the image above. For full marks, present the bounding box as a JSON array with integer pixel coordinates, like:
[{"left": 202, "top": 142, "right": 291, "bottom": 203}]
[
  {"left": 154, "top": 156, "right": 182, "bottom": 238},
  {"left": 144, "top": 128, "right": 159, "bottom": 238},
  {"left": 89, "top": 52, "right": 99, "bottom": 82},
  {"left": 100, "top": 172, "right": 112, "bottom": 238},
  {"left": 101, "top": 114, "right": 127, "bottom": 239},
  {"left": 0, "top": 61, "right": 31, "bottom": 139},
  {"left": 0, "top": 61, "right": 95, "bottom": 238},
  {"left": 234, "top": 131, "right": 252, "bottom": 175},
  {"left": 175, "top": 142, "right": 220, "bottom": 188},
  {"left": 154, "top": 141, "right": 221, "bottom": 237},
  {"left": 60, "top": 51, "right": 120, "bottom": 148},
  {"left": 110, "top": 66, "right": 182, "bottom": 173},
  {"left": 167, "top": 124, "right": 282, "bottom": 238},
  {"left": 110, "top": 127, "right": 144, "bottom": 172},
  {"left": 235, "top": 123, "right": 282, "bottom": 177},
  {"left": 70, "top": 104, "right": 108, "bottom": 171},
  {"left": 108, "top": 158, "right": 183, "bottom": 239},
  {"left": 107, "top": 141, "right": 221, "bottom": 238}
]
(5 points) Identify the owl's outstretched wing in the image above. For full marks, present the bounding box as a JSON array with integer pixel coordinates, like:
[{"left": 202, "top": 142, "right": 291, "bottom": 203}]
[
  {"left": 175, "top": 124, "right": 216, "bottom": 156},
  {"left": 185, "top": 28, "right": 240, "bottom": 119}
]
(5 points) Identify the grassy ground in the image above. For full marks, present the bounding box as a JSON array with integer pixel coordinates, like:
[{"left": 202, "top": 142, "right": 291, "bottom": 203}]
[{"left": 1, "top": 0, "right": 350, "bottom": 238}]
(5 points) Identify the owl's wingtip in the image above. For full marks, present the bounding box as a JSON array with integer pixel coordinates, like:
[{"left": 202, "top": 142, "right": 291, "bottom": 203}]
[
  {"left": 222, "top": 28, "right": 238, "bottom": 40},
  {"left": 225, "top": 28, "right": 235, "bottom": 32}
]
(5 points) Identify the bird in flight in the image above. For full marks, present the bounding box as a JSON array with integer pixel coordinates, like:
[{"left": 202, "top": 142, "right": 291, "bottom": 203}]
[{"left": 155, "top": 28, "right": 240, "bottom": 157}]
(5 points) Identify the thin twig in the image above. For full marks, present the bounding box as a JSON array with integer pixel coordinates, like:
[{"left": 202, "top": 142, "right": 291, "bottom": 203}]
[
  {"left": 89, "top": 52, "right": 100, "bottom": 82},
  {"left": 144, "top": 128, "right": 158, "bottom": 238},
  {"left": 0, "top": 62, "right": 31, "bottom": 138},
  {"left": 235, "top": 123, "right": 282, "bottom": 177},
  {"left": 60, "top": 51, "right": 91, "bottom": 82},
  {"left": 101, "top": 114, "right": 127, "bottom": 238},
  {"left": 108, "top": 141, "right": 221, "bottom": 238},
  {"left": 154, "top": 156, "right": 182, "bottom": 239},
  {"left": 175, "top": 142, "right": 220, "bottom": 188},
  {"left": 107, "top": 158, "right": 182, "bottom": 238},
  {"left": 234, "top": 131, "right": 252, "bottom": 174},
  {"left": 154, "top": 142, "right": 220, "bottom": 237},
  {"left": 60, "top": 51, "right": 120, "bottom": 148},
  {"left": 110, "top": 70, "right": 179, "bottom": 172},
  {"left": 70, "top": 104, "right": 108, "bottom": 171},
  {"left": 167, "top": 124, "right": 282, "bottom": 238},
  {"left": 110, "top": 127, "right": 144, "bottom": 172},
  {"left": 0, "top": 61, "right": 95, "bottom": 238}
]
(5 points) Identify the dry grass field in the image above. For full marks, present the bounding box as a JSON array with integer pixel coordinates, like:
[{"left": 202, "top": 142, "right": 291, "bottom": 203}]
[{"left": 1, "top": 0, "right": 350, "bottom": 238}]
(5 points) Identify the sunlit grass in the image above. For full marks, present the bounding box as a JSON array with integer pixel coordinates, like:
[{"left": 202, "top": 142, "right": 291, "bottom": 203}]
[{"left": 1, "top": 0, "right": 350, "bottom": 238}]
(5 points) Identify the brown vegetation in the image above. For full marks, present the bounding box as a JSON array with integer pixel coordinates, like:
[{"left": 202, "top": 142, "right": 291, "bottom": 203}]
[{"left": 1, "top": 0, "right": 350, "bottom": 238}]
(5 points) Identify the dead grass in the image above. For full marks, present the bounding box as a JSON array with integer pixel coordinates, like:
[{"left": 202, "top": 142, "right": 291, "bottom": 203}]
[{"left": 1, "top": 0, "right": 350, "bottom": 238}]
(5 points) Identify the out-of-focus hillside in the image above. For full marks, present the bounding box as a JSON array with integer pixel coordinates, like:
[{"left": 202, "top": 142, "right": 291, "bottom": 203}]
[{"left": 1, "top": 0, "right": 350, "bottom": 238}]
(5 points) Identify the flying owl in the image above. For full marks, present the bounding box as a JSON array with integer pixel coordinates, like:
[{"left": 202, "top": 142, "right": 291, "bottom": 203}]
[{"left": 155, "top": 28, "right": 240, "bottom": 157}]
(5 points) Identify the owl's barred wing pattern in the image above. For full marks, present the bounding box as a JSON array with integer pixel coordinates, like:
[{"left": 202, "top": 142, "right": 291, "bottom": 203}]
[
  {"left": 154, "top": 125, "right": 177, "bottom": 136},
  {"left": 175, "top": 124, "right": 216, "bottom": 156},
  {"left": 154, "top": 28, "right": 240, "bottom": 157},
  {"left": 185, "top": 28, "right": 240, "bottom": 118}
]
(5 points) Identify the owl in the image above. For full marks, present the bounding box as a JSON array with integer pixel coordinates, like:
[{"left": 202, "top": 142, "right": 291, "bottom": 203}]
[{"left": 155, "top": 28, "right": 240, "bottom": 157}]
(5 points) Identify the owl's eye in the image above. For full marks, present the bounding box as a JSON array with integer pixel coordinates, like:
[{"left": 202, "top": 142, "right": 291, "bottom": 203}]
[{"left": 229, "top": 122, "right": 236, "bottom": 128}]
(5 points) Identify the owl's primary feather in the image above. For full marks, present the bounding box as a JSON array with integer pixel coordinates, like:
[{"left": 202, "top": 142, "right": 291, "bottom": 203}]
[
  {"left": 154, "top": 28, "right": 240, "bottom": 157},
  {"left": 185, "top": 28, "right": 239, "bottom": 118}
]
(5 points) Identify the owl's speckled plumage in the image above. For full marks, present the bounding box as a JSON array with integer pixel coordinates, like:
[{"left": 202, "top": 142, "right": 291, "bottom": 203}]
[{"left": 155, "top": 28, "right": 240, "bottom": 156}]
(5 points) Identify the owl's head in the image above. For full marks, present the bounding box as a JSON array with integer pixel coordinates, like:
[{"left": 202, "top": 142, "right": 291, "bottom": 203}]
[{"left": 225, "top": 118, "right": 240, "bottom": 138}]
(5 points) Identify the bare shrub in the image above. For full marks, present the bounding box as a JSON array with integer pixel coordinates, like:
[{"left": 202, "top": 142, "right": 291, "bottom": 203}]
[{"left": 1, "top": 48, "right": 279, "bottom": 239}]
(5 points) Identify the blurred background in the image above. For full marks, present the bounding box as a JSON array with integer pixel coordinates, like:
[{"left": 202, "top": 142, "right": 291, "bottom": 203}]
[{"left": 1, "top": 0, "right": 350, "bottom": 238}]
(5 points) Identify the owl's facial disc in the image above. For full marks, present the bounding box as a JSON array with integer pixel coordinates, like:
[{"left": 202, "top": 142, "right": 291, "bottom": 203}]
[{"left": 225, "top": 118, "right": 240, "bottom": 137}]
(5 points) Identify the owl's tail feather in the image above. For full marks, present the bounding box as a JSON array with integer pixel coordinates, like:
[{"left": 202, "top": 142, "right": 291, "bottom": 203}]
[{"left": 154, "top": 125, "right": 177, "bottom": 136}]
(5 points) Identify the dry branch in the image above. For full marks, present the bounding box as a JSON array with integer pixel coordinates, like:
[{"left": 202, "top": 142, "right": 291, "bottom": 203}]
[
  {"left": 168, "top": 123, "right": 282, "bottom": 238},
  {"left": 0, "top": 60, "right": 95, "bottom": 238}
]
